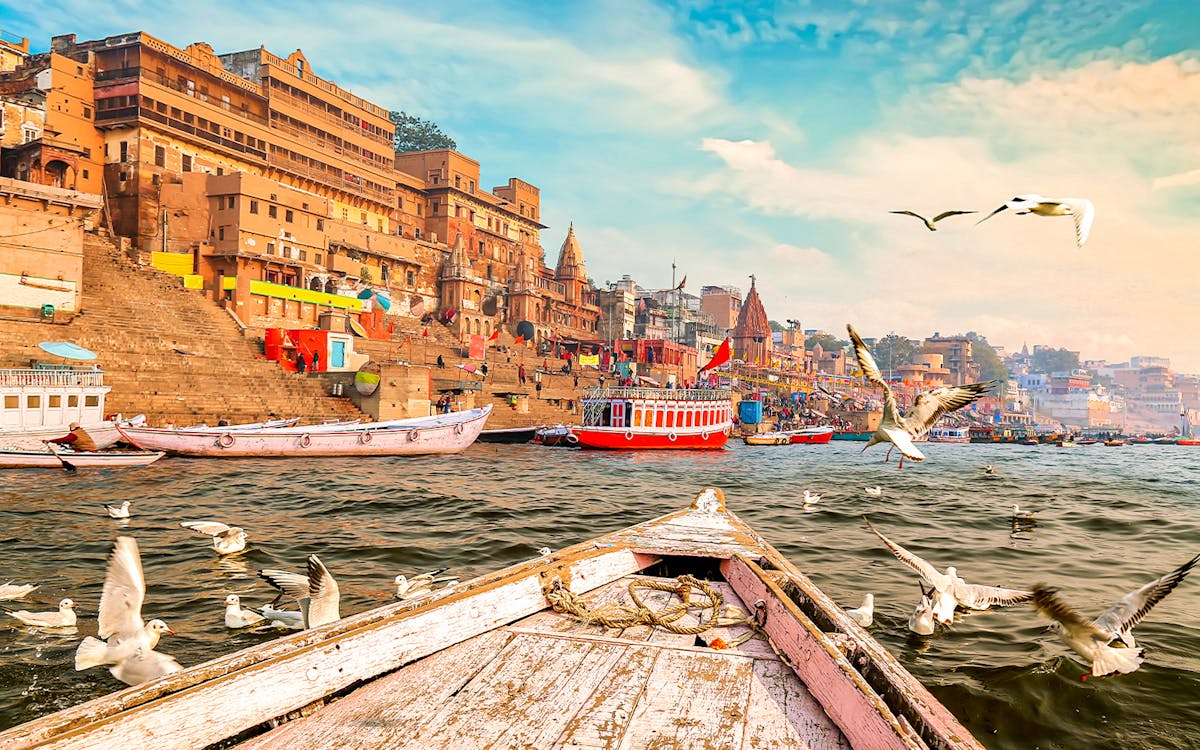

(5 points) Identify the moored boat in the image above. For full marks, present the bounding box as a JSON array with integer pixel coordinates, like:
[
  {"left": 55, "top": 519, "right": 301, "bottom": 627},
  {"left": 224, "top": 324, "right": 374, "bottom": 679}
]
[
  {"left": 0, "top": 447, "right": 165, "bottom": 469},
  {"left": 117, "top": 406, "right": 492, "bottom": 457},
  {"left": 476, "top": 426, "right": 538, "bottom": 444},
  {"left": 1104, "top": 440, "right": 1124, "bottom": 446},
  {"left": 533, "top": 424, "right": 579, "bottom": 447},
  {"left": 573, "top": 386, "right": 733, "bottom": 450},
  {"left": 0, "top": 488, "right": 985, "bottom": 750},
  {"left": 0, "top": 366, "right": 147, "bottom": 449},
  {"left": 928, "top": 426, "right": 970, "bottom": 443},
  {"left": 787, "top": 425, "right": 834, "bottom": 444},
  {"left": 179, "top": 418, "right": 303, "bottom": 431},
  {"left": 832, "top": 430, "right": 871, "bottom": 440},
  {"left": 743, "top": 432, "right": 791, "bottom": 445}
]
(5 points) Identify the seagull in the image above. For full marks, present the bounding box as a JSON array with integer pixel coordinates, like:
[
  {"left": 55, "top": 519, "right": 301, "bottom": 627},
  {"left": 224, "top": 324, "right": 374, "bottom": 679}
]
[
  {"left": 848, "top": 324, "right": 994, "bottom": 468},
  {"left": 8, "top": 598, "right": 77, "bottom": 629},
  {"left": 259, "top": 602, "right": 304, "bottom": 630},
  {"left": 0, "top": 583, "right": 38, "bottom": 601},
  {"left": 983, "top": 465, "right": 996, "bottom": 476},
  {"left": 259, "top": 555, "right": 341, "bottom": 629},
  {"left": 976, "top": 194, "right": 1095, "bottom": 248},
  {"left": 845, "top": 594, "right": 874, "bottom": 627},
  {"left": 1012, "top": 504, "right": 1037, "bottom": 521},
  {"left": 908, "top": 585, "right": 936, "bottom": 636},
  {"left": 864, "top": 517, "right": 1032, "bottom": 624},
  {"left": 179, "top": 521, "right": 247, "bottom": 555},
  {"left": 802, "top": 490, "right": 822, "bottom": 506},
  {"left": 393, "top": 568, "right": 459, "bottom": 601},
  {"left": 537, "top": 547, "right": 553, "bottom": 557},
  {"left": 1033, "top": 554, "right": 1199, "bottom": 679},
  {"left": 74, "top": 536, "right": 181, "bottom": 686},
  {"left": 222, "top": 594, "right": 266, "bottom": 629},
  {"left": 889, "top": 210, "right": 976, "bottom": 231},
  {"left": 865, "top": 486, "right": 883, "bottom": 497},
  {"left": 105, "top": 501, "right": 131, "bottom": 519}
]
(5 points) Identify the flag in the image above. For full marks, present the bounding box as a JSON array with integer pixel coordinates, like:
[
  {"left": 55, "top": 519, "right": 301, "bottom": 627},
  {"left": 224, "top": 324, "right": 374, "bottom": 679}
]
[
  {"left": 422, "top": 328, "right": 429, "bottom": 337},
  {"left": 488, "top": 329, "right": 499, "bottom": 342},
  {"left": 699, "top": 338, "right": 731, "bottom": 372},
  {"left": 514, "top": 334, "right": 525, "bottom": 346},
  {"left": 402, "top": 336, "right": 412, "bottom": 346},
  {"left": 675, "top": 275, "right": 687, "bottom": 291}
]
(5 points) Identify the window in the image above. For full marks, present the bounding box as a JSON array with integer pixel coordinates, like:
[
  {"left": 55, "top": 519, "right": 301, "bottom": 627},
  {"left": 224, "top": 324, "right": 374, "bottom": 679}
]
[
  {"left": 49, "top": 395, "right": 61, "bottom": 408},
  {"left": 249, "top": 200, "right": 258, "bottom": 214},
  {"left": 68, "top": 395, "right": 78, "bottom": 407},
  {"left": 27, "top": 395, "right": 41, "bottom": 408},
  {"left": 416, "top": 204, "right": 422, "bottom": 216},
  {"left": 3, "top": 396, "right": 17, "bottom": 409},
  {"left": 406, "top": 270, "right": 415, "bottom": 286},
  {"left": 82, "top": 169, "right": 89, "bottom": 179},
  {"left": 359, "top": 211, "right": 366, "bottom": 223},
  {"left": 85, "top": 395, "right": 99, "bottom": 408},
  {"left": 218, "top": 226, "right": 226, "bottom": 240},
  {"left": 21, "top": 125, "right": 40, "bottom": 142},
  {"left": 216, "top": 167, "right": 224, "bottom": 175},
  {"left": 228, "top": 196, "right": 236, "bottom": 209},
  {"left": 455, "top": 175, "right": 461, "bottom": 188},
  {"left": 316, "top": 219, "right": 324, "bottom": 230},
  {"left": 83, "top": 105, "right": 91, "bottom": 118},
  {"left": 268, "top": 205, "right": 277, "bottom": 218},
  {"left": 469, "top": 180, "right": 475, "bottom": 192},
  {"left": 478, "top": 241, "right": 485, "bottom": 252},
  {"left": 266, "top": 242, "right": 275, "bottom": 255},
  {"left": 315, "top": 253, "right": 322, "bottom": 265},
  {"left": 341, "top": 208, "right": 348, "bottom": 220},
  {"left": 432, "top": 201, "right": 439, "bottom": 215},
  {"left": 299, "top": 250, "right": 307, "bottom": 261},
  {"left": 414, "top": 228, "right": 422, "bottom": 240},
  {"left": 182, "top": 154, "right": 192, "bottom": 172},
  {"left": 285, "top": 209, "right": 294, "bottom": 223}
]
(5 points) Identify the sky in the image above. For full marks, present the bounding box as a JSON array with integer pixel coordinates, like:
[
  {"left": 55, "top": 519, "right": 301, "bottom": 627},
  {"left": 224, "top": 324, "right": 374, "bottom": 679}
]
[{"left": 4, "top": 1, "right": 1198, "bottom": 370}]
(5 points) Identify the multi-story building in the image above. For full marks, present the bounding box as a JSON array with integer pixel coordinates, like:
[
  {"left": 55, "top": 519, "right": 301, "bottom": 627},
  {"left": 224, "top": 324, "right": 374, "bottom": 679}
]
[
  {"left": 922, "top": 334, "right": 980, "bottom": 385},
  {"left": 700, "top": 285, "right": 741, "bottom": 330}
]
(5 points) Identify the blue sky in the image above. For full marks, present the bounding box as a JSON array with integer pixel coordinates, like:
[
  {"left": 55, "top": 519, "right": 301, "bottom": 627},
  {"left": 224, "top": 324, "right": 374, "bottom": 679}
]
[{"left": 4, "top": 1, "right": 1199, "bottom": 369}]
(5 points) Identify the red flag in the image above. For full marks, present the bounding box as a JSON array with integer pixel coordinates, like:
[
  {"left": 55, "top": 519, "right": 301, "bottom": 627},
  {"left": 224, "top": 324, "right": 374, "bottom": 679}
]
[
  {"left": 513, "top": 334, "right": 525, "bottom": 346},
  {"left": 422, "top": 328, "right": 429, "bottom": 337},
  {"left": 488, "top": 329, "right": 499, "bottom": 342},
  {"left": 402, "top": 336, "right": 412, "bottom": 346},
  {"left": 699, "top": 338, "right": 731, "bottom": 372},
  {"left": 675, "top": 275, "right": 687, "bottom": 291}
]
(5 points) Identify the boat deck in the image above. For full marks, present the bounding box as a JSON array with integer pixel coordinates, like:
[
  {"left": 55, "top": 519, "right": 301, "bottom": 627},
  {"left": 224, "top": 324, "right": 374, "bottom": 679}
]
[{"left": 236, "top": 574, "right": 849, "bottom": 750}]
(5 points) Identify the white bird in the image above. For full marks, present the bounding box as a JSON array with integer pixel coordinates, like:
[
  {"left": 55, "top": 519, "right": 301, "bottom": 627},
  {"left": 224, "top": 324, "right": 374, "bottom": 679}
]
[
  {"left": 908, "top": 586, "right": 937, "bottom": 636},
  {"left": 8, "top": 598, "right": 77, "bottom": 629},
  {"left": 0, "top": 583, "right": 38, "bottom": 601},
  {"left": 537, "top": 547, "right": 553, "bottom": 557},
  {"left": 983, "top": 465, "right": 997, "bottom": 476},
  {"left": 802, "top": 490, "right": 822, "bottom": 506},
  {"left": 223, "top": 594, "right": 266, "bottom": 629},
  {"left": 259, "top": 603, "right": 304, "bottom": 630},
  {"left": 976, "top": 194, "right": 1095, "bottom": 248},
  {"left": 889, "top": 209, "right": 976, "bottom": 231},
  {"left": 105, "top": 501, "right": 131, "bottom": 519},
  {"left": 1033, "top": 554, "right": 1199, "bottom": 679},
  {"left": 180, "top": 521, "right": 247, "bottom": 555},
  {"left": 845, "top": 594, "right": 874, "bottom": 627},
  {"left": 849, "top": 324, "right": 994, "bottom": 469},
  {"left": 1012, "top": 504, "right": 1037, "bottom": 521},
  {"left": 259, "top": 555, "right": 340, "bottom": 629},
  {"left": 865, "top": 486, "right": 883, "bottom": 497},
  {"left": 393, "top": 568, "right": 458, "bottom": 601},
  {"left": 74, "top": 537, "right": 181, "bottom": 686},
  {"left": 864, "top": 517, "right": 1032, "bottom": 624}
]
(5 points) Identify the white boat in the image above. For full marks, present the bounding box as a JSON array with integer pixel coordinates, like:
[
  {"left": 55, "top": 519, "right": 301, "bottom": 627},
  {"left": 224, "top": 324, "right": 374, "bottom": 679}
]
[
  {"left": 0, "top": 366, "right": 145, "bottom": 449},
  {"left": 179, "top": 418, "right": 303, "bottom": 431},
  {"left": 117, "top": 406, "right": 493, "bottom": 457},
  {"left": 0, "top": 447, "right": 165, "bottom": 469},
  {"left": 928, "top": 426, "right": 970, "bottom": 443}
]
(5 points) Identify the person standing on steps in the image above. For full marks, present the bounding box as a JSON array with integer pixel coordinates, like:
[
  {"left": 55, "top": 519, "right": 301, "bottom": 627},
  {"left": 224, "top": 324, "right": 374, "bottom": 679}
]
[
  {"left": 518, "top": 363, "right": 527, "bottom": 386},
  {"left": 310, "top": 349, "right": 320, "bottom": 374},
  {"left": 437, "top": 354, "right": 445, "bottom": 369},
  {"left": 296, "top": 351, "right": 307, "bottom": 374}
]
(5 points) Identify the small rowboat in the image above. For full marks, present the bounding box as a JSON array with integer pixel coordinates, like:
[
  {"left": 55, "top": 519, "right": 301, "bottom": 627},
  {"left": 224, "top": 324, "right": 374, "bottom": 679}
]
[
  {"left": 787, "top": 426, "right": 834, "bottom": 444},
  {"left": 743, "top": 432, "right": 791, "bottom": 445},
  {"left": 534, "top": 424, "right": 579, "bottom": 447},
  {"left": 117, "top": 406, "right": 492, "bottom": 457},
  {"left": 0, "top": 488, "right": 984, "bottom": 750},
  {"left": 1104, "top": 440, "right": 1124, "bottom": 447},
  {"left": 0, "top": 448, "right": 164, "bottom": 469}
]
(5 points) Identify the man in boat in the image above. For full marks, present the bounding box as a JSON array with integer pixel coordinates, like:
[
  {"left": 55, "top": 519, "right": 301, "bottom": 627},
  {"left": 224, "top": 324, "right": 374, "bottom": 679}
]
[{"left": 45, "top": 422, "right": 100, "bottom": 452}]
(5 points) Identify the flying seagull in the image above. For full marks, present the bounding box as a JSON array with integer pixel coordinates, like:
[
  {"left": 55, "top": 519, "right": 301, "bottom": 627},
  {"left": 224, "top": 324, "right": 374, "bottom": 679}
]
[
  {"left": 1033, "top": 554, "right": 1199, "bottom": 679},
  {"left": 74, "top": 536, "right": 181, "bottom": 686},
  {"left": 260, "top": 555, "right": 341, "bottom": 629},
  {"left": 864, "top": 517, "right": 1032, "bottom": 624},
  {"left": 976, "top": 194, "right": 1095, "bottom": 248},
  {"left": 179, "top": 521, "right": 247, "bottom": 555},
  {"left": 848, "top": 324, "right": 994, "bottom": 468},
  {"left": 889, "top": 210, "right": 976, "bottom": 231}
]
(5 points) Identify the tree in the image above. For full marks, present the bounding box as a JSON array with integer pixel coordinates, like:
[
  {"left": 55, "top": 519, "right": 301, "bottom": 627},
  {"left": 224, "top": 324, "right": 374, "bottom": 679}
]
[
  {"left": 964, "top": 332, "right": 1008, "bottom": 384},
  {"left": 872, "top": 334, "right": 918, "bottom": 376},
  {"left": 390, "top": 111, "right": 456, "bottom": 153},
  {"left": 805, "top": 333, "right": 846, "bottom": 353},
  {"left": 768, "top": 320, "right": 786, "bottom": 332},
  {"left": 1032, "top": 346, "right": 1080, "bottom": 375}
]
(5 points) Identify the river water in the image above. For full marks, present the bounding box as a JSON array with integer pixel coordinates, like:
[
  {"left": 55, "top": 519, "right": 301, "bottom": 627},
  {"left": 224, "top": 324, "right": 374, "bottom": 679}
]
[{"left": 1, "top": 440, "right": 1197, "bottom": 749}]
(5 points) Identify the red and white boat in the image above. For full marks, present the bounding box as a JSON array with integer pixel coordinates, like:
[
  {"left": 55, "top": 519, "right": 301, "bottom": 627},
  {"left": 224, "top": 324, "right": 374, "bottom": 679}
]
[
  {"left": 787, "top": 426, "right": 834, "bottom": 444},
  {"left": 574, "top": 386, "right": 733, "bottom": 450}
]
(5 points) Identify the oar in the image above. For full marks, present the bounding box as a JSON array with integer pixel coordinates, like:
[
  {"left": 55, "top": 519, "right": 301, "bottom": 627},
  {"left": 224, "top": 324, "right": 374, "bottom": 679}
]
[{"left": 43, "top": 441, "right": 77, "bottom": 472}]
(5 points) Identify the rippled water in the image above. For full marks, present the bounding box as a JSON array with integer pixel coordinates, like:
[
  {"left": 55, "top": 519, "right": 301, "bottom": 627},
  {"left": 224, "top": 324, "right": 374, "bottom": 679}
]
[{"left": 1, "top": 441, "right": 1198, "bottom": 749}]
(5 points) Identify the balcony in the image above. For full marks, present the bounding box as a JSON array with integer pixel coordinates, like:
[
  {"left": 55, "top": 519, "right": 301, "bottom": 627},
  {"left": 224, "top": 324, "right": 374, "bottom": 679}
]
[{"left": 98, "top": 66, "right": 269, "bottom": 125}]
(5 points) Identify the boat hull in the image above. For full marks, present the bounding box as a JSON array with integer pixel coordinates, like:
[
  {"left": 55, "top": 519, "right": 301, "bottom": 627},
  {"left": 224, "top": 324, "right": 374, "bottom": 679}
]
[
  {"left": 574, "top": 426, "right": 729, "bottom": 450},
  {"left": 831, "top": 431, "right": 871, "bottom": 441},
  {"left": 118, "top": 406, "right": 492, "bottom": 457},
  {"left": 476, "top": 427, "right": 538, "bottom": 444},
  {"left": 744, "top": 433, "right": 790, "bottom": 446},
  {"left": 0, "top": 449, "right": 164, "bottom": 468},
  {"left": 788, "top": 427, "right": 834, "bottom": 444},
  {"left": 0, "top": 415, "right": 146, "bottom": 451},
  {"left": 1178, "top": 438, "right": 1200, "bottom": 446}
]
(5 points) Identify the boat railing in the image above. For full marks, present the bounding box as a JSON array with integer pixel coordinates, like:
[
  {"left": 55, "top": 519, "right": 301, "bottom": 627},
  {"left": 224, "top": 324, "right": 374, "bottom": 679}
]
[
  {"left": 582, "top": 386, "right": 732, "bottom": 402},
  {"left": 0, "top": 368, "right": 105, "bottom": 387}
]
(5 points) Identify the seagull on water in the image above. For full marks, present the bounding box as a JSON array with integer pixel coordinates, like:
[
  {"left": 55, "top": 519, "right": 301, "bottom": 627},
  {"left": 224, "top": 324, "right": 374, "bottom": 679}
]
[
  {"left": 802, "top": 490, "right": 822, "bottom": 506},
  {"left": 864, "top": 517, "right": 1032, "bottom": 624},
  {"left": 74, "top": 537, "right": 181, "bottom": 686},
  {"left": 849, "top": 324, "right": 995, "bottom": 468},
  {"left": 180, "top": 521, "right": 247, "bottom": 555},
  {"left": 105, "top": 501, "right": 131, "bottom": 519},
  {"left": 983, "top": 465, "right": 996, "bottom": 476},
  {"left": 845, "top": 594, "right": 874, "bottom": 627},
  {"left": 1012, "top": 504, "right": 1037, "bottom": 521},
  {"left": 8, "top": 598, "right": 77, "bottom": 629},
  {"left": 0, "top": 583, "right": 38, "bottom": 601},
  {"left": 222, "top": 594, "right": 266, "bottom": 629},
  {"left": 393, "top": 568, "right": 459, "bottom": 601},
  {"left": 259, "top": 555, "right": 341, "bottom": 629},
  {"left": 1033, "top": 554, "right": 1199, "bottom": 679},
  {"left": 865, "top": 486, "right": 883, "bottom": 497},
  {"left": 976, "top": 194, "right": 1095, "bottom": 248},
  {"left": 908, "top": 585, "right": 937, "bottom": 636},
  {"left": 889, "top": 210, "right": 976, "bottom": 231}
]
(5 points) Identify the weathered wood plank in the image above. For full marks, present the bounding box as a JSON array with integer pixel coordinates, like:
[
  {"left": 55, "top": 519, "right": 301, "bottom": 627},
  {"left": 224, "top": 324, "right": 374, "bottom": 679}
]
[
  {"left": 551, "top": 645, "right": 660, "bottom": 750},
  {"left": 513, "top": 576, "right": 641, "bottom": 638},
  {"left": 723, "top": 557, "right": 924, "bottom": 750},
  {"left": 234, "top": 629, "right": 516, "bottom": 749},
  {"left": 741, "top": 658, "right": 852, "bottom": 750},
  {"left": 403, "top": 632, "right": 627, "bottom": 749},
  {"left": 0, "top": 549, "right": 650, "bottom": 750},
  {"left": 615, "top": 646, "right": 754, "bottom": 750}
]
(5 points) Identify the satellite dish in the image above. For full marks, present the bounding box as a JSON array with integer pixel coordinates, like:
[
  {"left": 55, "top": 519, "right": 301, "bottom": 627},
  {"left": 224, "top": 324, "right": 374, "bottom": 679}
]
[
  {"left": 515, "top": 320, "right": 535, "bottom": 341},
  {"left": 481, "top": 296, "right": 499, "bottom": 316},
  {"left": 354, "top": 362, "right": 381, "bottom": 396}
]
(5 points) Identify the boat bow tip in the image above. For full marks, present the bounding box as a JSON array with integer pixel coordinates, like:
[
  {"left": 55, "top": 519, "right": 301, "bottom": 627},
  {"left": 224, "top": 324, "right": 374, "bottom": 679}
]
[{"left": 691, "top": 487, "right": 727, "bottom": 513}]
